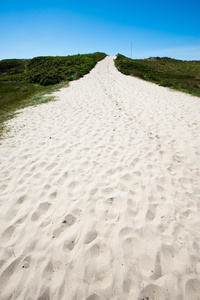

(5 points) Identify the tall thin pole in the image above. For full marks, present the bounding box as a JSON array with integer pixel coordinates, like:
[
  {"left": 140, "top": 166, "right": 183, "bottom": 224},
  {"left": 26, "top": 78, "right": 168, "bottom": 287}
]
[{"left": 131, "top": 42, "right": 132, "bottom": 59}]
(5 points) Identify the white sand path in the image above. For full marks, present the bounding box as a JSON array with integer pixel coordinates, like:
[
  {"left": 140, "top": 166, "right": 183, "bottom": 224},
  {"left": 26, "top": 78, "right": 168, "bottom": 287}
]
[{"left": 0, "top": 56, "right": 200, "bottom": 300}]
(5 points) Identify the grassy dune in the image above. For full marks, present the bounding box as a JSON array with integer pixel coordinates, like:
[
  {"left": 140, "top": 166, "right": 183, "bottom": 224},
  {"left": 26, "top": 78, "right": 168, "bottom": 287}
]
[
  {"left": 1, "top": 52, "right": 199, "bottom": 138},
  {"left": 0, "top": 52, "right": 107, "bottom": 137},
  {"left": 115, "top": 54, "right": 200, "bottom": 97}
]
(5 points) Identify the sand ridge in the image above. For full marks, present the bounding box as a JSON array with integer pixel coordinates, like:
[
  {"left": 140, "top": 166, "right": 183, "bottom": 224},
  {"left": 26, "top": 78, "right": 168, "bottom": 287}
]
[{"left": 0, "top": 56, "right": 200, "bottom": 299}]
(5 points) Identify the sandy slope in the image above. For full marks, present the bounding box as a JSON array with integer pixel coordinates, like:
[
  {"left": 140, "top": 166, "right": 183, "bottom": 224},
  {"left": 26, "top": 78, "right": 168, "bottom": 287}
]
[{"left": 0, "top": 56, "right": 200, "bottom": 300}]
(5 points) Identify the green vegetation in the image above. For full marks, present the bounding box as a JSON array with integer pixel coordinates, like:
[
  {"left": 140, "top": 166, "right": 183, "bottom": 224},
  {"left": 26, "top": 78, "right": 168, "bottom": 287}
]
[
  {"left": 26, "top": 52, "right": 107, "bottom": 85},
  {"left": 0, "top": 52, "right": 107, "bottom": 86},
  {"left": 0, "top": 52, "right": 107, "bottom": 137},
  {"left": 115, "top": 54, "right": 200, "bottom": 97},
  {"left": 0, "top": 81, "right": 68, "bottom": 137}
]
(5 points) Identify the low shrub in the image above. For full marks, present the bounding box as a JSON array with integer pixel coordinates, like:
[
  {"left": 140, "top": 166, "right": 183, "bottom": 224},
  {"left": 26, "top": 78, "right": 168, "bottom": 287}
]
[
  {"left": 26, "top": 52, "right": 107, "bottom": 85},
  {"left": 115, "top": 54, "right": 200, "bottom": 97},
  {"left": 0, "top": 52, "right": 107, "bottom": 86}
]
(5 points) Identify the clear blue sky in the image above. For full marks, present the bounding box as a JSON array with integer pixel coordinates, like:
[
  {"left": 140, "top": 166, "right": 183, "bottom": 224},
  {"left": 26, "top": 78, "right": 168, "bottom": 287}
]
[{"left": 0, "top": 0, "right": 199, "bottom": 60}]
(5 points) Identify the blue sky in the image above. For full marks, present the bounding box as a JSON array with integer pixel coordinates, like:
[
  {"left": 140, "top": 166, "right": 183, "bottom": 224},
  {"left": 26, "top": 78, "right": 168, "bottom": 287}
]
[{"left": 0, "top": 0, "right": 199, "bottom": 60}]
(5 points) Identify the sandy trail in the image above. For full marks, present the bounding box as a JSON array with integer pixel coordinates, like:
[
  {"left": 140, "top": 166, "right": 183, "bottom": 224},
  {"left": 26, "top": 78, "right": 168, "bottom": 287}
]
[{"left": 0, "top": 56, "right": 200, "bottom": 300}]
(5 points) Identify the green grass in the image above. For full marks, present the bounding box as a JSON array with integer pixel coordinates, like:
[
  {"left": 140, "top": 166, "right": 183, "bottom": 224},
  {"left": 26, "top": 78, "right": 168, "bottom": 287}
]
[
  {"left": 0, "top": 52, "right": 107, "bottom": 138},
  {"left": 0, "top": 81, "right": 69, "bottom": 138},
  {"left": 0, "top": 59, "right": 28, "bottom": 77},
  {"left": 115, "top": 54, "right": 200, "bottom": 97}
]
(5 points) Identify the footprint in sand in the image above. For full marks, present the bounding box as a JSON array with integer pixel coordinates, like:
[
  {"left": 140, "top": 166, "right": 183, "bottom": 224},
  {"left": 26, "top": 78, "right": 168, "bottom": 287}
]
[
  {"left": 84, "top": 231, "right": 97, "bottom": 244},
  {"left": 63, "top": 237, "right": 76, "bottom": 251},
  {"left": 86, "top": 295, "right": 100, "bottom": 300},
  {"left": 53, "top": 215, "right": 76, "bottom": 239},
  {"left": 0, "top": 258, "right": 20, "bottom": 288},
  {"left": 186, "top": 278, "right": 200, "bottom": 299},
  {"left": 57, "top": 171, "right": 69, "bottom": 185},
  {"left": 62, "top": 214, "right": 76, "bottom": 226},
  {"left": 2, "top": 225, "right": 15, "bottom": 242},
  {"left": 31, "top": 202, "right": 51, "bottom": 221},
  {"left": 146, "top": 204, "right": 157, "bottom": 221},
  {"left": 139, "top": 284, "right": 165, "bottom": 300},
  {"left": 17, "top": 194, "right": 27, "bottom": 205}
]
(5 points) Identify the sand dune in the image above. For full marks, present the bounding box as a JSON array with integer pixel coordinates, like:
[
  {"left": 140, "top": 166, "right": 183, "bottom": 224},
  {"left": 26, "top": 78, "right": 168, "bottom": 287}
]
[{"left": 0, "top": 56, "right": 200, "bottom": 300}]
